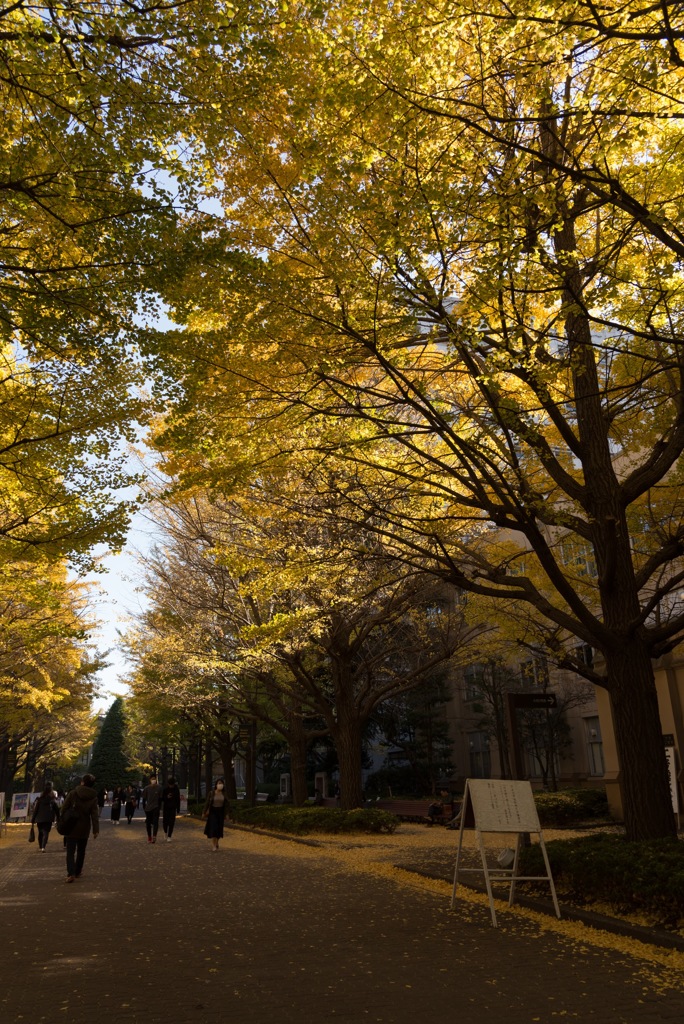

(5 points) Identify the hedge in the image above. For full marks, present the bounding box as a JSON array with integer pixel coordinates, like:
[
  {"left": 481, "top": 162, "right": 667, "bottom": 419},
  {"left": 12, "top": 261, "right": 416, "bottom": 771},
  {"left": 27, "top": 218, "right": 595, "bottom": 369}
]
[
  {"left": 533, "top": 788, "right": 609, "bottom": 826},
  {"left": 519, "top": 833, "right": 684, "bottom": 925},
  {"left": 229, "top": 804, "right": 398, "bottom": 835}
]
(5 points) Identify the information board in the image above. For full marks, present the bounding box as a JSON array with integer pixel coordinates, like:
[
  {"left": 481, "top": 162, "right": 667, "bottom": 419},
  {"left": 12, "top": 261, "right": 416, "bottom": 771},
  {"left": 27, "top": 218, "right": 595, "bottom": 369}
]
[
  {"left": 9, "top": 792, "right": 29, "bottom": 819},
  {"left": 466, "top": 779, "right": 541, "bottom": 832}
]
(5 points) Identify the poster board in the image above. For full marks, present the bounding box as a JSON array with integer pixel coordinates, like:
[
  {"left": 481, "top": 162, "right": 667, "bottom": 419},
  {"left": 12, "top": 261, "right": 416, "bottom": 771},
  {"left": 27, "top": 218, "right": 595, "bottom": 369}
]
[
  {"left": 665, "top": 746, "right": 680, "bottom": 815},
  {"left": 451, "top": 778, "right": 560, "bottom": 928},
  {"left": 179, "top": 788, "right": 188, "bottom": 814},
  {"left": 9, "top": 792, "right": 29, "bottom": 820}
]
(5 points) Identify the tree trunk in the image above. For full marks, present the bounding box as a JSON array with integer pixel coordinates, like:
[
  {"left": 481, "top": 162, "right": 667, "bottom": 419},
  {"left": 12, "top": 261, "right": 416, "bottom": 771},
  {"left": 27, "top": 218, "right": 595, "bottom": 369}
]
[
  {"left": 287, "top": 717, "right": 309, "bottom": 806},
  {"left": 493, "top": 695, "right": 511, "bottom": 779},
  {"left": 332, "top": 710, "right": 364, "bottom": 809},
  {"left": 204, "top": 735, "right": 213, "bottom": 795},
  {"left": 215, "top": 734, "right": 237, "bottom": 800},
  {"left": 551, "top": 206, "right": 673, "bottom": 836},
  {"left": 193, "top": 738, "right": 203, "bottom": 801},
  {"left": 606, "top": 643, "right": 676, "bottom": 840}
]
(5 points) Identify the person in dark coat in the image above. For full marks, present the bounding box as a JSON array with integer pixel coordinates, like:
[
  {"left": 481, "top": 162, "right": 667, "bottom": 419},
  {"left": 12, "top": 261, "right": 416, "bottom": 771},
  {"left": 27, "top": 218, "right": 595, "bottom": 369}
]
[
  {"left": 61, "top": 773, "right": 99, "bottom": 883},
  {"left": 110, "top": 786, "right": 123, "bottom": 824},
  {"left": 162, "top": 777, "right": 181, "bottom": 842},
  {"left": 142, "top": 775, "right": 162, "bottom": 843},
  {"left": 31, "top": 783, "right": 60, "bottom": 851},
  {"left": 202, "top": 779, "right": 231, "bottom": 851},
  {"left": 124, "top": 785, "right": 137, "bottom": 824}
]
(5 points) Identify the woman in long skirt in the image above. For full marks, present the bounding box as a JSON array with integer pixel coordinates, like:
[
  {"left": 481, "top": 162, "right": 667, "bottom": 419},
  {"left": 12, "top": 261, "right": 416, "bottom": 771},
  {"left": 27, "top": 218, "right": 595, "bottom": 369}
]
[
  {"left": 124, "top": 786, "right": 137, "bottom": 824},
  {"left": 202, "top": 779, "right": 230, "bottom": 851},
  {"left": 110, "top": 786, "right": 122, "bottom": 824}
]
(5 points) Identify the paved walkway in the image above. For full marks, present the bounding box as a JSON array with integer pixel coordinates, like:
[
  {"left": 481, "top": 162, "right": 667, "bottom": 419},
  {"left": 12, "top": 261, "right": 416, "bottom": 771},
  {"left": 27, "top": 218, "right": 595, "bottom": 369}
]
[{"left": 0, "top": 816, "right": 683, "bottom": 1023}]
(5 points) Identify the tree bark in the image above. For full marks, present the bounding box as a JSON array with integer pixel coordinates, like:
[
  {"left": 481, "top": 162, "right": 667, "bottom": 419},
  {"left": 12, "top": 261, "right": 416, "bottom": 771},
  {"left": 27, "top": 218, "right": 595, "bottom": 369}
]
[
  {"left": 605, "top": 642, "right": 676, "bottom": 840},
  {"left": 334, "top": 723, "right": 364, "bottom": 808},
  {"left": 215, "top": 733, "right": 237, "bottom": 800},
  {"left": 332, "top": 695, "right": 364, "bottom": 809},
  {"left": 204, "top": 734, "right": 213, "bottom": 795},
  {"left": 555, "top": 210, "right": 676, "bottom": 839},
  {"left": 287, "top": 716, "right": 310, "bottom": 806}
]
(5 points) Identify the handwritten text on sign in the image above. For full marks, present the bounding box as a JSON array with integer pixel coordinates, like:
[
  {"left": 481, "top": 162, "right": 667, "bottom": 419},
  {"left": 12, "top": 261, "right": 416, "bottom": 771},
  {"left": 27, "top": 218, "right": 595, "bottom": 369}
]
[{"left": 466, "top": 779, "right": 541, "bottom": 832}]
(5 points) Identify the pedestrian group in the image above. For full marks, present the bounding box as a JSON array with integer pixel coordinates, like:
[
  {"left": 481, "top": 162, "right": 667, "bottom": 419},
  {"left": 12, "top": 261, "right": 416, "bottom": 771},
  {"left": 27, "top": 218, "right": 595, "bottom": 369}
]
[{"left": 27, "top": 772, "right": 224, "bottom": 883}]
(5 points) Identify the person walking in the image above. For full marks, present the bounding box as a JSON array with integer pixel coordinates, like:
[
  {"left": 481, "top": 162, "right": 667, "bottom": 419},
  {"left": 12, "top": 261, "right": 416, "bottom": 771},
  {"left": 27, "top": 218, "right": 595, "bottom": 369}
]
[
  {"left": 124, "top": 786, "right": 137, "bottom": 824},
  {"left": 110, "top": 786, "right": 123, "bottom": 824},
  {"left": 142, "top": 775, "right": 162, "bottom": 843},
  {"left": 31, "top": 783, "right": 60, "bottom": 852},
  {"left": 162, "top": 777, "right": 181, "bottom": 842},
  {"left": 61, "top": 773, "right": 99, "bottom": 883},
  {"left": 202, "top": 778, "right": 230, "bottom": 851}
]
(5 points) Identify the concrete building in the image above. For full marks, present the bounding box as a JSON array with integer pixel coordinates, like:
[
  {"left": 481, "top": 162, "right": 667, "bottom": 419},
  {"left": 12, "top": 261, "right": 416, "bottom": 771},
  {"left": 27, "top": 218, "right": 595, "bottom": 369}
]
[{"left": 445, "top": 657, "right": 605, "bottom": 794}]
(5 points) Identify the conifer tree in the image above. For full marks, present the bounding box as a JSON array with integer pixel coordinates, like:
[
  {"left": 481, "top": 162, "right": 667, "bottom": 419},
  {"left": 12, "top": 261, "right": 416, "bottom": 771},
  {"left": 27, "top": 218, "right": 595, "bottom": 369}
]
[{"left": 88, "top": 698, "right": 131, "bottom": 791}]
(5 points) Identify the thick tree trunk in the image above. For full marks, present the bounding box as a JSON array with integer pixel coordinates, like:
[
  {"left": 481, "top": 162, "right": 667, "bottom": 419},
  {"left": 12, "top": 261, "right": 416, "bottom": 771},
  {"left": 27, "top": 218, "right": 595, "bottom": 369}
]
[
  {"left": 605, "top": 643, "right": 676, "bottom": 840},
  {"left": 555, "top": 214, "right": 676, "bottom": 840},
  {"left": 215, "top": 735, "right": 237, "bottom": 800},
  {"left": 204, "top": 736, "right": 213, "bottom": 795},
  {"left": 287, "top": 717, "right": 309, "bottom": 806},
  {"left": 332, "top": 712, "right": 364, "bottom": 809}
]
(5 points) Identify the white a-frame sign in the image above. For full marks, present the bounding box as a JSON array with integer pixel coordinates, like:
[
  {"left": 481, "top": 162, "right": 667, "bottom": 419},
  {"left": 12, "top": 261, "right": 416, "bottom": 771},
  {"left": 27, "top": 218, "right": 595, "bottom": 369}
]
[{"left": 451, "top": 778, "right": 561, "bottom": 928}]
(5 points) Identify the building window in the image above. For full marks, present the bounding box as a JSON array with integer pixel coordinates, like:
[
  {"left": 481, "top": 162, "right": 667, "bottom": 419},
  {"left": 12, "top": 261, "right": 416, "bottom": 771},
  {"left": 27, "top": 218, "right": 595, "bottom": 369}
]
[
  {"left": 468, "top": 731, "right": 491, "bottom": 779},
  {"left": 523, "top": 746, "right": 560, "bottom": 781},
  {"left": 559, "top": 538, "right": 597, "bottom": 578},
  {"left": 519, "top": 657, "right": 549, "bottom": 690},
  {"left": 463, "top": 663, "right": 486, "bottom": 702},
  {"left": 575, "top": 644, "right": 594, "bottom": 669},
  {"left": 585, "top": 716, "right": 604, "bottom": 777}
]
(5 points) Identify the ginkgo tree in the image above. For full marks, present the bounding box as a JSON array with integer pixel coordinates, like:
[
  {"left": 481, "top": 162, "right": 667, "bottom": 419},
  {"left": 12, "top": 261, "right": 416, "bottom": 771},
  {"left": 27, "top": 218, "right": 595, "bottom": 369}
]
[
  {"left": 0, "top": 556, "right": 101, "bottom": 792},
  {"left": 147, "top": 1, "right": 684, "bottom": 839},
  {"left": 126, "top": 467, "right": 476, "bottom": 808}
]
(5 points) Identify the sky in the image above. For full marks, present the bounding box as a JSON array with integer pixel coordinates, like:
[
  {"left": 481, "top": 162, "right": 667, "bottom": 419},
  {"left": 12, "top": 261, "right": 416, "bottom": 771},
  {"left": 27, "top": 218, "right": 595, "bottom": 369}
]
[{"left": 88, "top": 507, "right": 160, "bottom": 713}]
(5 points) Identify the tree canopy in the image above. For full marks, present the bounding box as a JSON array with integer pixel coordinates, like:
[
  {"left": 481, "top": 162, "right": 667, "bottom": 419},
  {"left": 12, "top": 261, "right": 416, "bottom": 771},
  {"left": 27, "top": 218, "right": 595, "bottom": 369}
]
[{"left": 141, "top": 1, "right": 684, "bottom": 839}]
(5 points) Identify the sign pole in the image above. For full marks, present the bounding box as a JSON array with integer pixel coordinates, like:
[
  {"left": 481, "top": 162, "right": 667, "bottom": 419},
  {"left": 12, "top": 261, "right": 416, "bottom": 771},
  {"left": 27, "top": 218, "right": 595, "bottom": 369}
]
[
  {"left": 450, "top": 779, "right": 561, "bottom": 928},
  {"left": 505, "top": 693, "right": 525, "bottom": 780}
]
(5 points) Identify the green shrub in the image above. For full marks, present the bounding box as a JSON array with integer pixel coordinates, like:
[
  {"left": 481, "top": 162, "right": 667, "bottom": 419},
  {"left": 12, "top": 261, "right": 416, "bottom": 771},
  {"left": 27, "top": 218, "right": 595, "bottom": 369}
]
[
  {"left": 533, "top": 788, "right": 609, "bottom": 826},
  {"left": 519, "top": 834, "right": 684, "bottom": 924},
  {"left": 229, "top": 804, "right": 398, "bottom": 834}
]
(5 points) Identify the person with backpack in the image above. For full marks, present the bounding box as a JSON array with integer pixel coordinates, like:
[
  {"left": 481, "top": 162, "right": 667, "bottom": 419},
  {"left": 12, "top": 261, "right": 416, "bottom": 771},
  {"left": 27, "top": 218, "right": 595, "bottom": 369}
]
[
  {"left": 60, "top": 773, "right": 99, "bottom": 883},
  {"left": 31, "top": 783, "right": 60, "bottom": 852}
]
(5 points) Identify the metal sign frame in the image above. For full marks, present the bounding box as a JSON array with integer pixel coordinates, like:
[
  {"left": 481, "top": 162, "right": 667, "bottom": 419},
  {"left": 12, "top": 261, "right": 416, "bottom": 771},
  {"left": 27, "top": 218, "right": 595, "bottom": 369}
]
[{"left": 451, "top": 779, "right": 561, "bottom": 928}]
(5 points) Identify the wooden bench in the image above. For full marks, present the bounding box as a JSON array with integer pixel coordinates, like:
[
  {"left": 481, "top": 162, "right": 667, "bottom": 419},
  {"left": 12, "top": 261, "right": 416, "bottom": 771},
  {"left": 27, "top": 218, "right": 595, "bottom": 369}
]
[
  {"left": 374, "top": 799, "right": 453, "bottom": 825},
  {"left": 317, "top": 796, "right": 458, "bottom": 825}
]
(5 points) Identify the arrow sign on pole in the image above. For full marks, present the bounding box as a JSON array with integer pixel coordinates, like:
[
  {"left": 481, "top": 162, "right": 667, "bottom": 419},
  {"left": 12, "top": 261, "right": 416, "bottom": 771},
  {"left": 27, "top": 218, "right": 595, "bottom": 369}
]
[{"left": 511, "top": 693, "right": 557, "bottom": 709}]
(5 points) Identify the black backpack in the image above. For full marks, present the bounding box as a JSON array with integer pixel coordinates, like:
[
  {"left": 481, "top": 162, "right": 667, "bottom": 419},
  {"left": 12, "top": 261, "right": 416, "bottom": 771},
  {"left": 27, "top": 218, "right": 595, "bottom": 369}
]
[{"left": 56, "top": 804, "right": 80, "bottom": 836}]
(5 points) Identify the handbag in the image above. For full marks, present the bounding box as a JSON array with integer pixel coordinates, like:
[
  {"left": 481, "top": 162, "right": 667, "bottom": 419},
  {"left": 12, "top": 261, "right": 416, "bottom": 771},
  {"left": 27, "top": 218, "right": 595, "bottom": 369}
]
[
  {"left": 56, "top": 805, "right": 79, "bottom": 836},
  {"left": 28, "top": 825, "right": 35, "bottom": 843}
]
